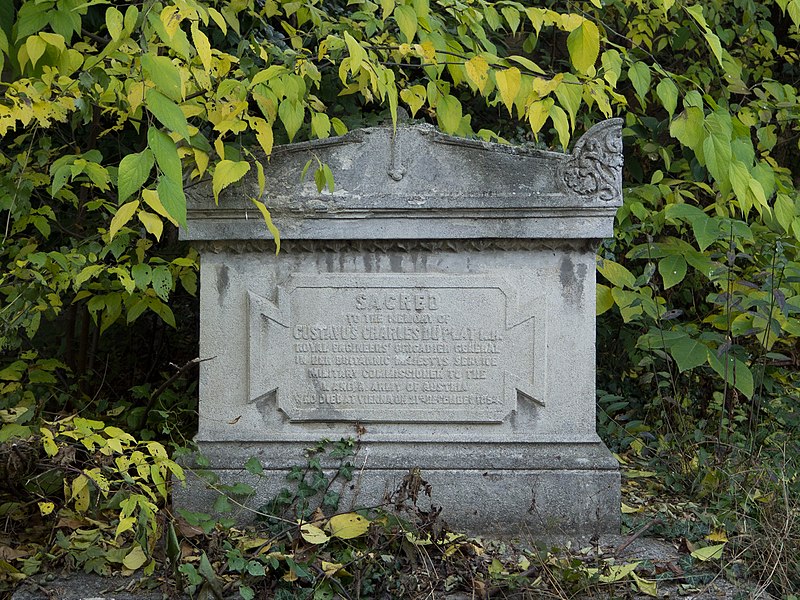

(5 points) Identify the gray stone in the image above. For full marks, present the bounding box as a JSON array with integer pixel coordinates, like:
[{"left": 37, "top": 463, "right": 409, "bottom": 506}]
[{"left": 178, "top": 120, "right": 624, "bottom": 535}]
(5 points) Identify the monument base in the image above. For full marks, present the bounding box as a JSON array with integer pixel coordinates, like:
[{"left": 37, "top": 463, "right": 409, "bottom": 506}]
[{"left": 175, "top": 439, "right": 620, "bottom": 536}]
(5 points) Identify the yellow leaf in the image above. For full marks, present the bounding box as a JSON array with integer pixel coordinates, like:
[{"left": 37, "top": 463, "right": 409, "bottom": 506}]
[
  {"left": 322, "top": 560, "right": 349, "bottom": 577},
  {"left": 632, "top": 571, "right": 658, "bottom": 597},
  {"left": 405, "top": 531, "right": 433, "bottom": 545},
  {"left": 566, "top": 20, "right": 600, "bottom": 75},
  {"left": 212, "top": 160, "right": 250, "bottom": 204},
  {"left": 191, "top": 23, "right": 213, "bottom": 74},
  {"left": 495, "top": 67, "right": 521, "bottom": 114},
  {"left": 621, "top": 502, "right": 642, "bottom": 514},
  {"left": 140, "top": 190, "right": 178, "bottom": 226},
  {"left": 109, "top": 200, "right": 139, "bottom": 240},
  {"left": 465, "top": 56, "right": 489, "bottom": 93},
  {"left": 25, "top": 35, "right": 47, "bottom": 70},
  {"left": 38, "top": 501, "right": 54, "bottom": 516},
  {"left": 72, "top": 474, "right": 90, "bottom": 513},
  {"left": 300, "top": 523, "right": 330, "bottom": 545},
  {"left": 251, "top": 199, "right": 280, "bottom": 253},
  {"left": 327, "top": 513, "right": 371, "bottom": 539},
  {"left": 250, "top": 117, "right": 274, "bottom": 156},
  {"left": 160, "top": 6, "right": 182, "bottom": 39},
  {"left": 691, "top": 543, "right": 725, "bottom": 561},
  {"left": 138, "top": 210, "right": 163, "bottom": 241},
  {"left": 599, "top": 561, "right": 639, "bottom": 583},
  {"left": 123, "top": 545, "right": 148, "bottom": 570},
  {"left": 115, "top": 516, "right": 136, "bottom": 539},
  {"left": 706, "top": 530, "right": 728, "bottom": 543}
]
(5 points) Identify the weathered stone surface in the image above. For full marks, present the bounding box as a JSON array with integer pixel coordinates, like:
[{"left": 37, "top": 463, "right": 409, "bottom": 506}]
[{"left": 178, "top": 120, "right": 623, "bottom": 535}]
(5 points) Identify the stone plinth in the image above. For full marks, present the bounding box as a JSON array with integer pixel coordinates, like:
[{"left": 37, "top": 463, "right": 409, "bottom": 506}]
[{"left": 178, "top": 121, "right": 623, "bottom": 536}]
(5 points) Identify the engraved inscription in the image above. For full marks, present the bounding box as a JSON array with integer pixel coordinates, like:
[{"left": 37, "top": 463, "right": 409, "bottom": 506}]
[{"left": 249, "top": 275, "right": 545, "bottom": 423}]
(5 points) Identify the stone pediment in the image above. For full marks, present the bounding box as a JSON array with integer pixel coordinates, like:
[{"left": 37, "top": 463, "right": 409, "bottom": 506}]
[{"left": 183, "top": 119, "right": 622, "bottom": 241}]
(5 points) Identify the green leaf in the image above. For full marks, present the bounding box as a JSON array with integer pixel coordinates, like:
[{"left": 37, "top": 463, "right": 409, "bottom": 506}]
[
  {"left": 597, "top": 257, "right": 636, "bottom": 288},
  {"left": 601, "top": 49, "right": 622, "bottom": 86},
  {"left": 118, "top": 149, "right": 154, "bottom": 204},
  {"left": 628, "top": 62, "right": 651, "bottom": 104},
  {"left": 656, "top": 78, "right": 678, "bottom": 117},
  {"left": 549, "top": 104, "right": 570, "bottom": 150},
  {"left": 436, "top": 94, "right": 462, "bottom": 134},
  {"left": 658, "top": 255, "right": 687, "bottom": 289},
  {"left": 109, "top": 200, "right": 139, "bottom": 240},
  {"left": 708, "top": 354, "right": 754, "bottom": 398},
  {"left": 343, "top": 31, "right": 366, "bottom": 73},
  {"left": 244, "top": 456, "right": 264, "bottom": 476},
  {"left": 702, "top": 119, "right": 732, "bottom": 186},
  {"left": 156, "top": 176, "right": 187, "bottom": 228},
  {"left": 691, "top": 215, "right": 722, "bottom": 252},
  {"left": 145, "top": 89, "right": 191, "bottom": 141},
  {"left": 213, "top": 160, "right": 250, "bottom": 204},
  {"left": 151, "top": 266, "right": 172, "bottom": 301},
  {"left": 669, "top": 337, "right": 708, "bottom": 372},
  {"left": 394, "top": 4, "right": 417, "bottom": 42},
  {"left": 669, "top": 106, "right": 704, "bottom": 151},
  {"left": 278, "top": 100, "right": 304, "bottom": 142},
  {"left": 131, "top": 263, "right": 152, "bottom": 290},
  {"left": 728, "top": 160, "right": 750, "bottom": 212},
  {"left": 141, "top": 54, "right": 183, "bottom": 101},
  {"left": 566, "top": 20, "right": 600, "bottom": 75},
  {"left": 148, "top": 128, "right": 182, "bottom": 182}
]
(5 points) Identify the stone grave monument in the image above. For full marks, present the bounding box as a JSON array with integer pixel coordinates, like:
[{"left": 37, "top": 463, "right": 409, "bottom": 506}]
[{"left": 178, "top": 119, "right": 623, "bottom": 535}]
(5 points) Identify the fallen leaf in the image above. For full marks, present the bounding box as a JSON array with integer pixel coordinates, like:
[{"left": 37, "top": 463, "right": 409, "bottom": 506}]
[
  {"left": 632, "top": 571, "right": 658, "bottom": 596},
  {"left": 621, "top": 502, "right": 643, "bottom": 514},
  {"left": 122, "top": 545, "right": 148, "bottom": 570},
  {"left": 300, "top": 523, "right": 330, "bottom": 545},
  {"left": 327, "top": 513, "right": 370, "bottom": 539},
  {"left": 691, "top": 543, "right": 725, "bottom": 561},
  {"left": 706, "top": 530, "right": 728, "bottom": 543}
]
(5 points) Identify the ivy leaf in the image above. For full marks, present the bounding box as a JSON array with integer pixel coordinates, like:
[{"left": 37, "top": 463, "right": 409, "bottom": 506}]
[
  {"left": 495, "top": 67, "right": 521, "bottom": 114},
  {"left": 145, "top": 89, "right": 191, "bottom": 141},
  {"left": 436, "top": 94, "right": 462, "bottom": 134},
  {"left": 213, "top": 160, "right": 250, "bottom": 204},
  {"left": 118, "top": 149, "right": 154, "bottom": 204},
  {"left": 566, "top": 20, "right": 600, "bottom": 75},
  {"left": 109, "top": 200, "right": 139, "bottom": 240}
]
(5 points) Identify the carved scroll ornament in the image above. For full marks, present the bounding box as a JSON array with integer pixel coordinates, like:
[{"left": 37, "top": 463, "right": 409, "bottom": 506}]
[{"left": 560, "top": 119, "right": 623, "bottom": 202}]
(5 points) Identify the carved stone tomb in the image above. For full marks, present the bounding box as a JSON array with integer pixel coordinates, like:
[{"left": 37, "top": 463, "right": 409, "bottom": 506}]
[{"left": 178, "top": 120, "right": 623, "bottom": 535}]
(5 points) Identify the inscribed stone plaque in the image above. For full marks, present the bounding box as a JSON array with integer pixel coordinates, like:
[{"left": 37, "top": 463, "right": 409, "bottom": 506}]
[{"left": 249, "top": 275, "right": 546, "bottom": 422}]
